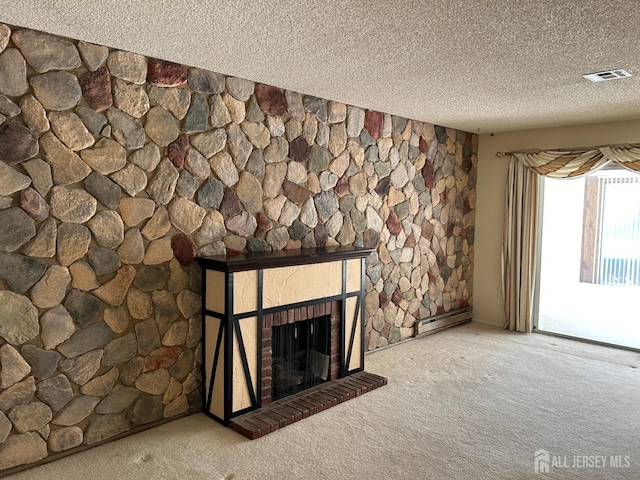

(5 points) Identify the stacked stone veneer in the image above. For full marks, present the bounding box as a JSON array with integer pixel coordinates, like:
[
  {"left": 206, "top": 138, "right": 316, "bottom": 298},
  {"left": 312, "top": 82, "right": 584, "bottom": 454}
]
[{"left": 0, "top": 23, "right": 476, "bottom": 471}]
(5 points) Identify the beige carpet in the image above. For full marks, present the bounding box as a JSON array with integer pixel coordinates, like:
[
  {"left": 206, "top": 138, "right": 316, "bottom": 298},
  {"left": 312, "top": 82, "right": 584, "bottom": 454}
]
[{"left": 7, "top": 322, "right": 640, "bottom": 480}]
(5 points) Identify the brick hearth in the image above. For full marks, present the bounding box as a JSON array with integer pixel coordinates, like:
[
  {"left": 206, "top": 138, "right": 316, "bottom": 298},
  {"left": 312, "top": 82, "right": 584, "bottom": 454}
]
[{"left": 230, "top": 371, "right": 387, "bottom": 439}]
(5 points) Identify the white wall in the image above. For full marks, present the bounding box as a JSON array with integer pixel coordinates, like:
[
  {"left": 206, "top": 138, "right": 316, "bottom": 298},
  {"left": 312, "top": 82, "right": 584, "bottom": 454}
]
[{"left": 473, "top": 119, "right": 640, "bottom": 327}]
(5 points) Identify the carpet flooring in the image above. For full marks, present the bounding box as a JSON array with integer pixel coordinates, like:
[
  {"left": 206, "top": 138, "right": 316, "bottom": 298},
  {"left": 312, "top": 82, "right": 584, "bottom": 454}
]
[{"left": 7, "top": 322, "right": 640, "bottom": 479}]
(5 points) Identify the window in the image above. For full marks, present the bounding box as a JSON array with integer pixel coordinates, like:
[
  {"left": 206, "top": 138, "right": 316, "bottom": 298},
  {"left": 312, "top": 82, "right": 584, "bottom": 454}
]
[
  {"left": 580, "top": 168, "right": 640, "bottom": 286},
  {"left": 537, "top": 169, "right": 640, "bottom": 349}
]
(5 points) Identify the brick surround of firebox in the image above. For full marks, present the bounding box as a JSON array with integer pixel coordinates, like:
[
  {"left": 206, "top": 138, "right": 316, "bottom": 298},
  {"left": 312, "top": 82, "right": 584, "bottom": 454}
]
[{"left": 261, "top": 300, "right": 341, "bottom": 406}]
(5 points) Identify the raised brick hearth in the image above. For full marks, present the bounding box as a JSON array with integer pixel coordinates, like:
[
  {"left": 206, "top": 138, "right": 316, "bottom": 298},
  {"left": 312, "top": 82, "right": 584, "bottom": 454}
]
[{"left": 230, "top": 371, "right": 387, "bottom": 439}]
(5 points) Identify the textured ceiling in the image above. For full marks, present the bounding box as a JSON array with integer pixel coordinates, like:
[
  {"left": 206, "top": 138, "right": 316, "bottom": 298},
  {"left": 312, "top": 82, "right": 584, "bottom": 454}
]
[{"left": 1, "top": 0, "right": 640, "bottom": 133}]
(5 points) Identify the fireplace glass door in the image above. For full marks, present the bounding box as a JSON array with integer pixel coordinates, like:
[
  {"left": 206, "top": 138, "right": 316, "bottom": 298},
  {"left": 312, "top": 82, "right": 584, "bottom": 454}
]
[{"left": 272, "top": 315, "right": 331, "bottom": 400}]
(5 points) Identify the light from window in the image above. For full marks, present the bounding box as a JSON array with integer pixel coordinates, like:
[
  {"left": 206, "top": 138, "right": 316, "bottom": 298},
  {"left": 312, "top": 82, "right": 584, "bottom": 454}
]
[{"left": 580, "top": 169, "right": 640, "bottom": 286}]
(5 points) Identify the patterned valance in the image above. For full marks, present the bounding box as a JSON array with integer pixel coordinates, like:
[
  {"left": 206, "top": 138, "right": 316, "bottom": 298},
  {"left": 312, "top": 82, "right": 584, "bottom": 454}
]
[{"left": 511, "top": 144, "right": 640, "bottom": 178}]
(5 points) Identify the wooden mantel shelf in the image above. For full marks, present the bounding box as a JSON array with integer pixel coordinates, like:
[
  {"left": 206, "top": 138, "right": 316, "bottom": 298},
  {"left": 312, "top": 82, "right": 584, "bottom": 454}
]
[{"left": 196, "top": 246, "right": 374, "bottom": 273}]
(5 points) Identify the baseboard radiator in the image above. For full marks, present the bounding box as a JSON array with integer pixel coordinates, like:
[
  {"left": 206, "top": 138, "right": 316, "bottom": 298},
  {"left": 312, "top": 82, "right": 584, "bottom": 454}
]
[{"left": 414, "top": 307, "right": 473, "bottom": 337}]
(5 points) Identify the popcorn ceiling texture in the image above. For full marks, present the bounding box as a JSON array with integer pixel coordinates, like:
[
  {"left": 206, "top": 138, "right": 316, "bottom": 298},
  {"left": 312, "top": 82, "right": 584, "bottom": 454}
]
[{"left": 0, "top": 24, "right": 476, "bottom": 473}]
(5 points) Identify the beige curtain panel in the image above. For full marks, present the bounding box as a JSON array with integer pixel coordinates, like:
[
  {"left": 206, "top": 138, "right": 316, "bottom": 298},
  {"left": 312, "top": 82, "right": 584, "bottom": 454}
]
[
  {"left": 502, "top": 143, "right": 640, "bottom": 332},
  {"left": 502, "top": 158, "right": 539, "bottom": 332}
]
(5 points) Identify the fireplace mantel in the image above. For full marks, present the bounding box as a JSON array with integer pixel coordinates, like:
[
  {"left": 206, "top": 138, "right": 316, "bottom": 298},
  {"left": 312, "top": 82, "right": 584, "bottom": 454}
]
[
  {"left": 196, "top": 246, "right": 374, "bottom": 428},
  {"left": 196, "top": 246, "right": 374, "bottom": 272}
]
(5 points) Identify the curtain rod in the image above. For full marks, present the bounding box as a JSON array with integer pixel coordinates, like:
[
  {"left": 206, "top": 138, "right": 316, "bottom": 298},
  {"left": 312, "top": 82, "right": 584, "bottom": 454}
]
[{"left": 496, "top": 142, "right": 640, "bottom": 157}]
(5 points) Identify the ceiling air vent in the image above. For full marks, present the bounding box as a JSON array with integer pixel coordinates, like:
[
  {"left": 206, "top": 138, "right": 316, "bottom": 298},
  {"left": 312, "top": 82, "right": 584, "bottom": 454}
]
[{"left": 583, "top": 69, "right": 632, "bottom": 82}]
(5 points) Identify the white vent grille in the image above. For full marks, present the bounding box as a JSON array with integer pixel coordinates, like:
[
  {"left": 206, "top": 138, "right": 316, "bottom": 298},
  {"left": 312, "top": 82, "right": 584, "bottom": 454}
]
[{"left": 583, "top": 69, "right": 632, "bottom": 82}]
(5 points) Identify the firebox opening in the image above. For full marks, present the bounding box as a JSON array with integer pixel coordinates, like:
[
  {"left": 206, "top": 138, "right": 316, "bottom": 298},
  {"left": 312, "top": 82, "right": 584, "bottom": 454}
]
[{"left": 272, "top": 314, "right": 331, "bottom": 401}]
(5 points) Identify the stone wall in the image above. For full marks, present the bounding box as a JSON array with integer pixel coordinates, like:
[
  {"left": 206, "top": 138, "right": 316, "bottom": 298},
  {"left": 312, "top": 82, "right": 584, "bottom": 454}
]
[{"left": 0, "top": 23, "right": 476, "bottom": 472}]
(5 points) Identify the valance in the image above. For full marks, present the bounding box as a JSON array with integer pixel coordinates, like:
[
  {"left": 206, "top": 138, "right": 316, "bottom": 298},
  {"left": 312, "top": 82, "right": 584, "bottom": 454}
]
[{"left": 506, "top": 144, "right": 640, "bottom": 178}]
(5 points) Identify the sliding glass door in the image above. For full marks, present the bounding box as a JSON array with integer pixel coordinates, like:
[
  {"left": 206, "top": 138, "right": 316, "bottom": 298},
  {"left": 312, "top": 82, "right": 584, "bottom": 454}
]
[{"left": 535, "top": 167, "right": 640, "bottom": 350}]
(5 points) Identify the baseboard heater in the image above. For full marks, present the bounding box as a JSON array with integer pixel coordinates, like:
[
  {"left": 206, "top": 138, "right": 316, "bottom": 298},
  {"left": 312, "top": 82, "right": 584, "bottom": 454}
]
[{"left": 414, "top": 307, "right": 472, "bottom": 337}]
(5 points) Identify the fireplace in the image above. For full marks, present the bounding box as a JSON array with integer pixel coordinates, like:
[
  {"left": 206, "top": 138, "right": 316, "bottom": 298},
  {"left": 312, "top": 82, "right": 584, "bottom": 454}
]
[{"left": 196, "top": 247, "right": 386, "bottom": 437}]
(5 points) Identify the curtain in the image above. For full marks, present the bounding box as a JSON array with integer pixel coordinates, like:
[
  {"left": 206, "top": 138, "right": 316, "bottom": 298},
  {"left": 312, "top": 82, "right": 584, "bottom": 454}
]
[
  {"left": 514, "top": 150, "right": 607, "bottom": 178},
  {"left": 600, "top": 145, "right": 640, "bottom": 173},
  {"left": 513, "top": 144, "right": 640, "bottom": 178},
  {"left": 502, "top": 144, "right": 640, "bottom": 332},
  {"left": 502, "top": 158, "right": 539, "bottom": 332}
]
